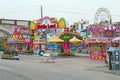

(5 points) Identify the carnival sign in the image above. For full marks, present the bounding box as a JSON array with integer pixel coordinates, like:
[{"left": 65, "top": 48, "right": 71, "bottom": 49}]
[
  {"left": 104, "top": 30, "right": 114, "bottom": 37},
  {"left": 37, "top": 16, "right": 57, "bottom": 28}
]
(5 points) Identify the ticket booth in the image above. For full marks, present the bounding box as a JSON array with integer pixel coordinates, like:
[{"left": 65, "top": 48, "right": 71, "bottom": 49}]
[{"left": 106, "top": 47, "right": 120, "bottom": 70}]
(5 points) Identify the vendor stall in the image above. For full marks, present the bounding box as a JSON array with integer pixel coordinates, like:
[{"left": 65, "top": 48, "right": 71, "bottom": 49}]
[
  {"left": 86, "top": 38, "right": 107, "bottom": 60},
  {"left": 7, "top": 27, "right": 30, "bottom": 54},
  {"left": 89, "top": 41, "right": 106, "bottom": 60}
]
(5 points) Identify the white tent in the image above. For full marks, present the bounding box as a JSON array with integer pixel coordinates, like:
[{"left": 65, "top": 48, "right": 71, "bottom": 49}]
[{"left": 112, "top": 37, "right": 120, "bottom": 42}]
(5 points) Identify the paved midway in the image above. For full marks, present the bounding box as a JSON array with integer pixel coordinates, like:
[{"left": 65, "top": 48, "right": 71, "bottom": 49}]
[{"left": 0, "top": 51, "right": 120, "bottom": 80}]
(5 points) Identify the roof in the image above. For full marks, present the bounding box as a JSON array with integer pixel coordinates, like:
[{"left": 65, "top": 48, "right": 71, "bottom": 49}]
[{"left": 69, "top": 36, "right": 82, "bottom": 43}]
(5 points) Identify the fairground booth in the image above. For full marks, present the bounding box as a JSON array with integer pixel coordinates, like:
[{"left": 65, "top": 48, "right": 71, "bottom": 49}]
[
  {"left": 7, "top": 27, "right": 30, "bottom": 54},
  {"left": 86, "top": 38, "right": 106, "bottom": 60},
  {"left": 59, "top": 27, "right": 82, "bottom": 55},
  {"left": 87, "top": 25, "right": 120, "bottom": 60},
  {"left": 30, "top": 16, "right": 66, "bottom": 54}
]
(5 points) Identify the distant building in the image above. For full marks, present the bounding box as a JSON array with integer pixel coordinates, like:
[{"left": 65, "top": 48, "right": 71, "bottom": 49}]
[
  {"left": 0, "top": 18, "right": 31, "bottom": 37},
  {"left": 113, "top": 22, "right": 120, "bottom": 26}
]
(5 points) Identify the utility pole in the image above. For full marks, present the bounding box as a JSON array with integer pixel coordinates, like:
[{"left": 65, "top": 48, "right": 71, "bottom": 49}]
[{"left": 41, "top": 6, "right": 43, "bottom": 18}]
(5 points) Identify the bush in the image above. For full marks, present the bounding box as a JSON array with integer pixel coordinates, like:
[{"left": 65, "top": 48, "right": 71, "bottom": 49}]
[
  {"left": 58, "top": 52, "right": 75, "bottom": 56},
  {"left": 1, "top": 54, "right": 14, "bottom": 59}
]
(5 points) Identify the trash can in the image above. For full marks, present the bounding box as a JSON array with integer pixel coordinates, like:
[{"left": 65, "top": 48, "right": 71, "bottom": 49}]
[{"left": 106, "top": 47, "right": 120, "bottom": 70}]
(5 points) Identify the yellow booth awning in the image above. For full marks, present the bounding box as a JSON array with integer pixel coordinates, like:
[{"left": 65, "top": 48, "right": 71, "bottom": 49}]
[
  {"left": 47, "top": 36, "right": 64, "bottom": 43},
  {"left": 70, "top": 36, "right": 82, "bottom": 43}
]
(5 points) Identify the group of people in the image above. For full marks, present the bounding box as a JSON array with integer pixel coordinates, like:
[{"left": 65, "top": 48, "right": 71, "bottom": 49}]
[{"left": 37, "top": 48, "right": 44, "bottom": 56}]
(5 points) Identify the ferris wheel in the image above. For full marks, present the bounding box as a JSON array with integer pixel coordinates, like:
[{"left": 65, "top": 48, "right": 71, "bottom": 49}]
[{"left": 94, "top": 7, "right": 112, "bottom": 25}]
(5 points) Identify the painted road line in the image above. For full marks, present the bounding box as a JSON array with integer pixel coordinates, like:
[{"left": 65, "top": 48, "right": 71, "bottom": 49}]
[{"left": 0, "top": 65, "right": 11, "bottom": 70}]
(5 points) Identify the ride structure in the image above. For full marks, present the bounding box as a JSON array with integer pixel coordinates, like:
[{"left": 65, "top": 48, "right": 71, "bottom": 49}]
[
  {"left": 87, "top": 7, "right": 113, "bottom": 60},
  {"left": 30, "top": 16, "right": 66, "bottom": 53}
]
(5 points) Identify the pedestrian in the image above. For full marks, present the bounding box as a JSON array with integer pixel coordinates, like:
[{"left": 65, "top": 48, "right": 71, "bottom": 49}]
[{"left": 37, "top": 48, "right": 41, "bottom": 56}]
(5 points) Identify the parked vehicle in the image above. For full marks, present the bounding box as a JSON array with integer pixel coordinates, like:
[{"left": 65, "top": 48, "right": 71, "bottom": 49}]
[{"left": 14, "top": 53, "right": 20, "bottom": 60}]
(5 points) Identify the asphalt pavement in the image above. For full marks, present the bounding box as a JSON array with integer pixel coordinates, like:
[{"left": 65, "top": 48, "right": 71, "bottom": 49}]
[
  {"left": 0, "top": 51, "right": 120, "bottom": 80},
  {"left": 19, "top": 52, "right": 120, "bottom": 76}
]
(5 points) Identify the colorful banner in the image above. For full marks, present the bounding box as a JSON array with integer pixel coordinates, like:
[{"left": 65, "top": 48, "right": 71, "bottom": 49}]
[
  {"left": 30, "top": 21, "right": 36, "bottom": 30},
  {"left": 58, "top": 18, "right": 66, "bottom": 28}
]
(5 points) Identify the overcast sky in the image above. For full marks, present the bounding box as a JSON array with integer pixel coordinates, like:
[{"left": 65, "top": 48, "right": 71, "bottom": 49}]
[{"left": 0, "top": 0, "right": 120, "bottom": 25}]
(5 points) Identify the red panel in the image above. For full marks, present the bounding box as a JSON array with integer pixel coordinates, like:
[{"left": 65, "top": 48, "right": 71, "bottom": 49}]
[
  {"left": 37, "top": 24, "right": 56, "bottom": 28},
  {"left": 63, "top": 42, "right": 70, "bottom": 48}
]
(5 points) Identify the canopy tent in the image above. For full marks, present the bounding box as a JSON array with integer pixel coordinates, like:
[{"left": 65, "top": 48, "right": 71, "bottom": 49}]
[
  {"left": 47, "top": 36, "right": 64, "bottom": 43},
  {"left": 112, "top": 37, "right": 120, "bottom": 42},
  {"left": 69, "top": 36, "right": 82, "bottom": 43}
]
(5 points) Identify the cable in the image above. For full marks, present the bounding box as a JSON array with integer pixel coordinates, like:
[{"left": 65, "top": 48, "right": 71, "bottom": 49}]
[
  {"left": 0, "top": 8, "right": 39, "bottom": 14},
  {"left": 0, "top": 7, "right": 94, "bottom": 16},
  {"left": 44, "top": 8, "right": 94, "bottom": 15},
  {"left": 0, "top": 6, "right": 120, "bottom": 18}
]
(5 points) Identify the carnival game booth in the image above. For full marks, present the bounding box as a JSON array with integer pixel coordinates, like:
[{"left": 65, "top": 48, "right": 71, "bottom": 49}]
[
  {"left": 88, "top": 25, "right": 118, "bottom": 60},
  {"left": 69, "top": 36, "right": 82, "bottom": 52},
  {"left": 7, "top": 27, "right": 30, "bottom": 54},
  {"left": 7, "top": 35, "right": 30, "bottom": 54},
  {"left": 33, "top": 35, "right": 46, "bottom": 54},
  {"left": 47, "top": 35, "right": 64, "bottom": 52},
  {"left": 7, "top": 35, "right": 18, "bottom": 51},
  {"left": 86, "top": 38, "right": 106, "bottom": 60}
]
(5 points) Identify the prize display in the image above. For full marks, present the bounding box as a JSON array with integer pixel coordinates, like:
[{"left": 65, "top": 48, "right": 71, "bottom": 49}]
[{"left": 88, "top": 42, "right": 106, "bottom": 60}]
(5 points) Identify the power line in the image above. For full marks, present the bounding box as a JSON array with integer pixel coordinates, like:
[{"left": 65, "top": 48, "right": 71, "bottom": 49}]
[
  {"left": 44, "top": 8, "right": 94, "bottom": 15},
  {"left": 0, "top": 8, "right": 39, "bottom": 14},
  {"left": 0, "top": 7, "right": 120, "bottom": 18},
  {"left": 0, "top": 7, "right": 94, "bottom": 16}
]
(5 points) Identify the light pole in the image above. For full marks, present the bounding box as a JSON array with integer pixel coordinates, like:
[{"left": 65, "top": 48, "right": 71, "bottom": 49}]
[{"left": 41, "top": 6, "right": 43, "bottom": 18}]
